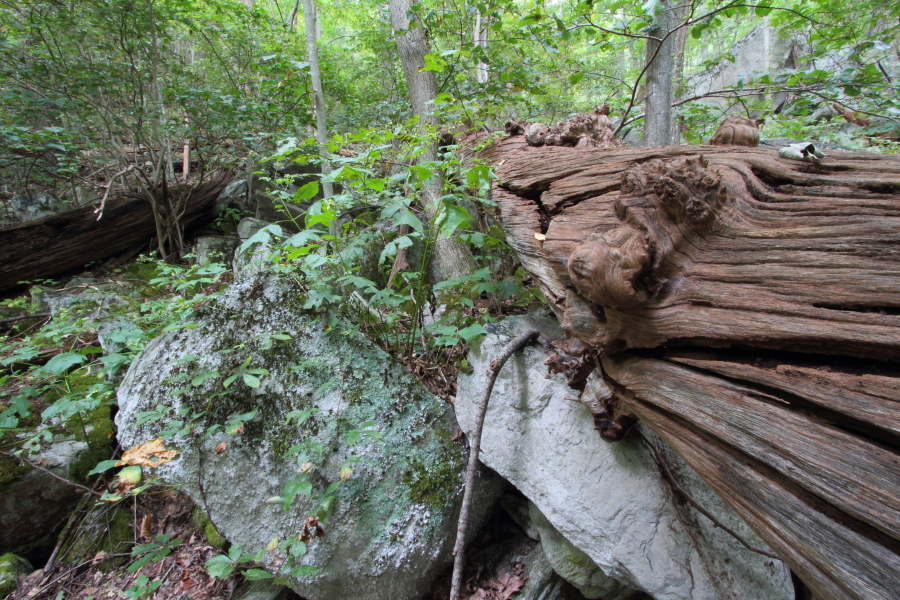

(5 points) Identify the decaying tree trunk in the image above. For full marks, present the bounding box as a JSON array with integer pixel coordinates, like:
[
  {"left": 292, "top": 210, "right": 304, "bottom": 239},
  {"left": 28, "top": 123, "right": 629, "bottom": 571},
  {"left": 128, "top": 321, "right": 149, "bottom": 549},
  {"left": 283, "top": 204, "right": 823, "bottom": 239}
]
[
  {"left": 487, "top": 133, "right": 900, "bottom": 600},
  {"left": 0, "top": 171, "right": 232, "bottom": 292}
]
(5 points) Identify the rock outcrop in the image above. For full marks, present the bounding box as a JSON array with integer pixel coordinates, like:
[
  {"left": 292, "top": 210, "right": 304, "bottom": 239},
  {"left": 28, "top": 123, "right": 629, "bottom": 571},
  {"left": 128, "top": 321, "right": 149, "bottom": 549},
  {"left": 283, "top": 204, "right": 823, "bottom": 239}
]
[
  {"left": 455, "top": 316, "right": 793, "bottom": 600},
  {"left": 115, "top": 263, "right": 501, "bottom": 600}
]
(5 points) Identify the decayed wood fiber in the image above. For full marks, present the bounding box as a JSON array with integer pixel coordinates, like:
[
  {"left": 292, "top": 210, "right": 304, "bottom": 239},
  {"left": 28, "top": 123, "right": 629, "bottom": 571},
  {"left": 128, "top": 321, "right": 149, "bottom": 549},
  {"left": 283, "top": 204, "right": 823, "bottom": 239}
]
[{"left": 489, "top": 136, "right": 900, "bottom": 600}]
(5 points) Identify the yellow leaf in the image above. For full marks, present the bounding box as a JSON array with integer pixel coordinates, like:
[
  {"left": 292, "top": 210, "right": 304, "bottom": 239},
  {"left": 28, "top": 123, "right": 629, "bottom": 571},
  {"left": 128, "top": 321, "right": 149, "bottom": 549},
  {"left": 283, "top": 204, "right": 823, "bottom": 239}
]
[
  {"left": 116, "top": 437, "right": 178, "bottom": 469},
  {"left": 298, "top": 461, "right": 314, "bottom": 474},
  {"left": 340, "top": 466, "right": 353, "bottom": 481},
  {"left": 266, "top": 538, "right": 279, "bottom": 552},
  {"left": 534, "top": 232, "right": 546, "bottom": 241}
]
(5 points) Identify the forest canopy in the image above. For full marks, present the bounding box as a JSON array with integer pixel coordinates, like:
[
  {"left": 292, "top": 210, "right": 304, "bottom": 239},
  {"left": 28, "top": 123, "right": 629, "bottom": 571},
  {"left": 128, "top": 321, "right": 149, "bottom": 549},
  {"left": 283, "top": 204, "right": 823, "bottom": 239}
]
[{"left": 1, "top": 0, "right": 898, "bottom": 203}]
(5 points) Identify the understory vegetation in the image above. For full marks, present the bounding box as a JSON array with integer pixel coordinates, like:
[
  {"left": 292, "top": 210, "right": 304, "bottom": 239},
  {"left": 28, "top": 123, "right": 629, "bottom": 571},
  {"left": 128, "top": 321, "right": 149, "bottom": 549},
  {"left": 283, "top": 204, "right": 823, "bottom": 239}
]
[{"left": 0, "top": 0, "right": 898, "bottom": 596}]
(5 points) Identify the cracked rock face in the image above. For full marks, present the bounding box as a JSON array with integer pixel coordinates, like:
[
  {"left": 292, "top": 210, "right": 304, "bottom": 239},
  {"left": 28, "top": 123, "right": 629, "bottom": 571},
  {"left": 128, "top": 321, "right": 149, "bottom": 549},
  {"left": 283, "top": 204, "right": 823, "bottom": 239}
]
[
  {"left": 455, "top": 316, "right": 793, "bottom": 600},
  {"left": 116, "top": 267, "right": 501, "bottom": 600}
]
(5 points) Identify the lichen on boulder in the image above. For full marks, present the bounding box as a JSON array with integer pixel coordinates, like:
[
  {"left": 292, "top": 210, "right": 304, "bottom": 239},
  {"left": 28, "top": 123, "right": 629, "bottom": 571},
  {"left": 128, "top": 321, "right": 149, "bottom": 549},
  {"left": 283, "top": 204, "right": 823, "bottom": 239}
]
[{"left": 115, "top": 267, "right": 501, "bottom": 600}]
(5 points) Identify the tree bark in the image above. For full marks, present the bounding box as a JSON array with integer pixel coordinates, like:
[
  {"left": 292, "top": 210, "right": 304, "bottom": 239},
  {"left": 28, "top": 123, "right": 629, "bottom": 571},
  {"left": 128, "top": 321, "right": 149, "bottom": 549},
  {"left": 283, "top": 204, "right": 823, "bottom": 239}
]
[
  {"left": 388, "top": 0, "right": 475, "bottom": 282},
  {"left": 643, "top": 1, "right": 678, "bottom": 146},
  {"left": 302, "top": 0, "right": 334, "bottom": 200},
  {"left": 0, "top": 172, "right": 232, "bottom": 293},
  {"left": 486, "top": 135, "right": 900, "bottom": 600}
]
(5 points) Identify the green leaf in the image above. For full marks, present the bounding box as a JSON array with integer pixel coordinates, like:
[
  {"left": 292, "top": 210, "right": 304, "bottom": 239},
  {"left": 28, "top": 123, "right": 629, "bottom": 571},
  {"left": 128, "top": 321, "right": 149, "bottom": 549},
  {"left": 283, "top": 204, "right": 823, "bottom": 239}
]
[
  {"left": 395, "top": 209, "right": 424, "bottom": 233},
  {"left": 192, "top": 371, "right": 220, "bottom": 387},
  {"left": 458, "top": 324, "right": 488, "bottom": 342},
  {"left": 569, "top": 72, "right": 585, "bottom": 85},
  {"left": 205, "top": 555, "right": 235, "bottom": 579},
  {"left": 754, "top": 5, "right": 772, "bottom": 16},
  {"left": 293, "top": 182, "right": 319, "bottom": 202},
  {"left": 243, "top": 569, "right": 273, "bottom": 581},
  {"left": 289, "top": 565, "right": 318, "bottom": 578},
  {"left": 243, "top": 373, "right": 261, "bottom": 388},
  {"left": 438, "top": 204, "right": 471, "bottom": 238},
  {"left": 40, "top": 352, "right": 86, "bottom": 376},
  {"left": 223, "top": 374, "right": 238, "bottom": 389},
  {"left": 87, "top": 460, "right": 120, "bottom": 477}
]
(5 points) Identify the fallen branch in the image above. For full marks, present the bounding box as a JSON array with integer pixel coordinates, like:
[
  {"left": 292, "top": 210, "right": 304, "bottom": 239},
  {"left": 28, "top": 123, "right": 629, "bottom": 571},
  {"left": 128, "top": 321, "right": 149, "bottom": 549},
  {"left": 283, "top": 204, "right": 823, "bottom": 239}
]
[
  {"left": 449, "top": 328, "right": 540, "bottom": 600},
  {"left": 0, "top": 312, "right": 50, "bottom": 325}
]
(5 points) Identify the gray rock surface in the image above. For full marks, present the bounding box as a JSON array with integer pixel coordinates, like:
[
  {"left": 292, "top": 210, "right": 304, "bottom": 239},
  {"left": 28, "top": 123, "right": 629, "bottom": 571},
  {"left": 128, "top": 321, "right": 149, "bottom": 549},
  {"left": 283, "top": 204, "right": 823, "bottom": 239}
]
[
  {"left": 237, "top": 217, "right": 270, "bottom": 240},
  {"left": 455, "top": 316, "right": 794, "bottom": 600},
  {"left": 115, "top": 270, "right": 502, "bottom": 600},
  {"left": 194, "top": 236, "right": 240, "bottom": 267},
  {"left": 8, "top": 191, "right": 69, "bottom": 224},
  {"left": 0, "top": 440, "right": 89, "bottom": 556},
  {"left": 529, "top": 503, "right": 631, "bottom": 600}
]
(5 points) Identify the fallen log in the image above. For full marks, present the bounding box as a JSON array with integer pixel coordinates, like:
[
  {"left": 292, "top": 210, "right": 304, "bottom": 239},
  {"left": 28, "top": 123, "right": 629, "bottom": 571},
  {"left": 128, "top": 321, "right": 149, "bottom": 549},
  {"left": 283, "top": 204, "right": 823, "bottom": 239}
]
[
  {"left": 489, "top": 134, "right": 900, "bottom": 600},
  {"left": 0, "top": 172, "right": 233, "bottom": 293}
]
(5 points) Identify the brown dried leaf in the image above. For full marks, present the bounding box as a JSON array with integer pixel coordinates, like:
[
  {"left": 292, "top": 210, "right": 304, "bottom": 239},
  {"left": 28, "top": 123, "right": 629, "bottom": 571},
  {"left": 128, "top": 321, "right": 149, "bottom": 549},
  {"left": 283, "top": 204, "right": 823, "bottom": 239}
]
[
  {"left": 214, "top": 442, "right": 227, "bottom": 454},
  {"left": 140, "top": 513, "right": 153, "bottom": 539},
  {"left": 116, "top": 437, "right": 178, "bottom": 469}
]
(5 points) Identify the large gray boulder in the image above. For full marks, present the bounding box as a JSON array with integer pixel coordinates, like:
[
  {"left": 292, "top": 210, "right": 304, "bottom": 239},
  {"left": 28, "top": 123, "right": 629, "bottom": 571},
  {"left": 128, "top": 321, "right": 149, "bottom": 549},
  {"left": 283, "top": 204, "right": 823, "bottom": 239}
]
[
  {"left": 115, "top": 269, "right": 501, "bottom": 600},
  {"left": 455, "top": 316, "right": 794, "bottom": 600}
]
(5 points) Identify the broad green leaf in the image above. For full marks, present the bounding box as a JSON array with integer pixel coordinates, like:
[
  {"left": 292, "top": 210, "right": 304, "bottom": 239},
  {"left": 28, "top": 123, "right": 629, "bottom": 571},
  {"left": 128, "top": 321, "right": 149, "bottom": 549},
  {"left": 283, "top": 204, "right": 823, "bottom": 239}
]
[
  {"left": 205, "top": 555, "right": 235, "bottom": 579},
  {"left": 569, "top": 72, "right": 585, "bottom": 85},
  {"left": 293, "top": 182, "right": 319, "bottom": 202},
  {"left": 395, "top": 209, "right": 424, "bottom": 233},
  {"left": 41, "top": 352, "right": 86, "bottom": 376},
  {"left": 244, "top": 569, "right": 273, "bottom": 581},
  {"left": 243, "top": 373, "right": 261, "bottom": 388},
  {"left": 458, "top": 324, "right": 488, "bottom": 342},
  {"left": 438, "top": 205, "right": 471, "bottom": 238}
]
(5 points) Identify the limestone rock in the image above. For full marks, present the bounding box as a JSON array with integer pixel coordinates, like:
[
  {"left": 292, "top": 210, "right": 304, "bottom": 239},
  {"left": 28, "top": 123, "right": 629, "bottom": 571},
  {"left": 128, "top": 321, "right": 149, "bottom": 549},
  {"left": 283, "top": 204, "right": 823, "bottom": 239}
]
[
  {"left": 115, "top": 270, "right": 501, "bottom": 600},
  {"left": 237, "top": 217, "right": 270, "bottom": 240},
  {"left": 8, "top": 191, "right": 69, "bottom": 224},
  {"left": 0, "top": 440, "right": 89, "bottom": 556},
  {"left": 529, "top": 503, "right": 631, "bottom": 600},
  {"left": 455, "top": 316, "right": 794, "bottom": 600},
  {"left": 194, "top": 236, "right": 240, "bottom": 268}
]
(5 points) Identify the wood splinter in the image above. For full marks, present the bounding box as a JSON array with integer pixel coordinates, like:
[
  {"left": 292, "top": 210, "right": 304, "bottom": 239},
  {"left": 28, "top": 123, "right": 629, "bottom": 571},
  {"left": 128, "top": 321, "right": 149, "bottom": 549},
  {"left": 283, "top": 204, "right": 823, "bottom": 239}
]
[{"left": 449, "top": 328, "right": 540, "bottom": 600}]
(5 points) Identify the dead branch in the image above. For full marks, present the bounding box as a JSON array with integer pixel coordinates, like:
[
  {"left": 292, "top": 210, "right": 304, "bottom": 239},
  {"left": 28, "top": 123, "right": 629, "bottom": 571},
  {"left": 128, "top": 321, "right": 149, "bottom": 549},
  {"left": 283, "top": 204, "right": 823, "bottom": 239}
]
[{"left": 450, "top": 328, "right": 540, "bottom": 600}]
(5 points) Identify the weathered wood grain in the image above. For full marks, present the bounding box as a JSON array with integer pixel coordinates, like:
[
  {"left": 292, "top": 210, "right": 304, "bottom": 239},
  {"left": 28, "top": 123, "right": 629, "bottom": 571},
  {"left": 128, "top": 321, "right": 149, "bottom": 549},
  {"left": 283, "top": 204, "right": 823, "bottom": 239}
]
[
  {"left": 494, "top": 141, "right": 900, "bottom": 360},
  {"left": 0, "top": 172, "right": 232, "bottom": 292},
  {"left": 486, "top": 135, "right": 900, "bottom": 599}
]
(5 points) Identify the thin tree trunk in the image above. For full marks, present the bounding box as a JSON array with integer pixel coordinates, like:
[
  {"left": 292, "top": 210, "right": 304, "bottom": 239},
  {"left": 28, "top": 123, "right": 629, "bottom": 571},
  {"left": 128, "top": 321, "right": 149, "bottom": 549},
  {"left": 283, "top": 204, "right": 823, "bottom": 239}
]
[
  {"left": 474, "top": 10, "right": 488, "bottom": 84},
  {"left": 670, "top": 2, "right": 689, "bottom": 144},
  {"left": 302, "top": 0, "right": 334, "bottom": 199},
  {"left": 643, "top": 0, "right": 678, "bottom": 146},
  {"left": 389, "top": 0, "right": 475, "bottom": 282}
]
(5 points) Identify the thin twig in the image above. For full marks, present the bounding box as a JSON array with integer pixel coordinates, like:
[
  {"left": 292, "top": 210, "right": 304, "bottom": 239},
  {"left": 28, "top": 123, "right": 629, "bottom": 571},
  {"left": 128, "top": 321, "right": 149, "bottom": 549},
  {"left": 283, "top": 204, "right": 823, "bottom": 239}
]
[
  {"left": 450, "top": 328, "right": 540, "bottom": 600},
  {"left": 645, "top": 440, "right": 780, "bottom": 559},
  {"left": 0, "top": 450, "right": 102, "bottom": 497},
  {"left": 94, "top": 164, "right": 137, "bottom": 221}
]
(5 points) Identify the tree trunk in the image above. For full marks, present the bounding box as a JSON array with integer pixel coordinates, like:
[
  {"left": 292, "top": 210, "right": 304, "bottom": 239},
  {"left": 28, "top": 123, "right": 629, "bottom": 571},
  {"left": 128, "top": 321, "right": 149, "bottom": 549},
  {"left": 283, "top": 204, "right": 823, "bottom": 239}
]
[
  {"left": 302, "top": 0, "right": 334, "bottom": 199},
  {"left": 388, "top": 0, "right": 475, "bottom": 282},
  {"left": 486, "top": 134, "right": 900, "bottom": 600},
  {"left": 643, "top": 1, "right": 678, "bottom": 146},
  {"left": 473, "top": 9, "right": 488, "bottom": 84}
]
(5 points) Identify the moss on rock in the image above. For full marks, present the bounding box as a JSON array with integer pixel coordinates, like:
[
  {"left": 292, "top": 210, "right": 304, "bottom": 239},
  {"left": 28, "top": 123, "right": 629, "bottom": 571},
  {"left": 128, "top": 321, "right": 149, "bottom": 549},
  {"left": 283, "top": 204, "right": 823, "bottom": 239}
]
[
  {"left": 0, "top": 553, "right": 32, "bottom": 597},
  {"left": 192, "top": 507, "right": 227, "bottom": 549}
]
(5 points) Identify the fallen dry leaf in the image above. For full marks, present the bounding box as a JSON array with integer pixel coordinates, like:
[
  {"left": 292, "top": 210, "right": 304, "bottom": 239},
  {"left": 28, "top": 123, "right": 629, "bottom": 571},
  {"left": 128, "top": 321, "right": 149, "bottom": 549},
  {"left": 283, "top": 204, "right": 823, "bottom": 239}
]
[
  {"left": 140, "top": 513, "right": 153, "bottom": 539},
  {"left": 116, "top": 437, "right": 178, "bottom": 468},
  {"left": 215, "top": 442, "right": 227, "bottom": 454}
]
